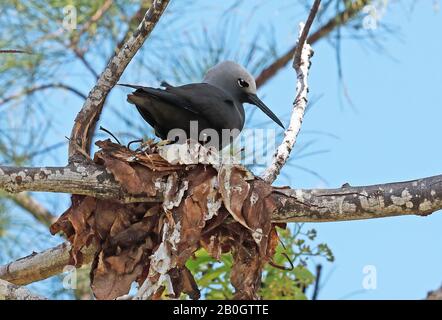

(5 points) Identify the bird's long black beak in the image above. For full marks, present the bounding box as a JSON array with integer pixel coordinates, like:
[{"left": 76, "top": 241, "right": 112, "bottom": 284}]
[{"left": 247, "top": 93, "right": 285, "bottom": 129}]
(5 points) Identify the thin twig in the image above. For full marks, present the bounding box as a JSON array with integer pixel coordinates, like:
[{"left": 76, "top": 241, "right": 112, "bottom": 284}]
[
  {"left": 0, "top": 49, "right": 32, "bottom": 54},
  {"left": 261, "top": 0, "right": 321, "bottom": 183},
  {"left": 0, "top": 83, "right": 87, "bottom": 106},
  {"left": 312, "top": 264, "right": 322, "bottom": 300},
  {"left": 99, "top": 126, "right": 122, "bottom": 145}
]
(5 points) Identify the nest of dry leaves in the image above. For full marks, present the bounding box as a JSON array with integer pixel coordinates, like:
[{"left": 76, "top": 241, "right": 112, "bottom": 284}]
[{"left": 50, "top": 139, "right": 284, "bottom": 300}]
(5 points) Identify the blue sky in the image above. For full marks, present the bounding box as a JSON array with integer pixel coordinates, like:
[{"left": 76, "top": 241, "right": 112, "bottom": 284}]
[
  {"left": 3, "top": 1, "right": 442, "bottom": 299},
  {"left": 263, "top": 2, "right": 442, "bottom": 299}
]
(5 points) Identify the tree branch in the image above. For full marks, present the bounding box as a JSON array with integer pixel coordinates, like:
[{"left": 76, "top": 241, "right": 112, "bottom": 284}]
[
  {"left": 0, "top": 242, "right": 95, "bottom": 286},
  {"left": 427, "top": 284, "right": 442, "bottom": 300},
  {"left": 273, "top": 175, "right": 442, "bottom": 222},
  {"left": 116, "top": 0, "right": 153, "bottom": 51},
  {"left": 1, "top": 162, "right": 441, "bottom": 222},
  {"left": 0, "top": 49, "right": 32, "bottom": 54},
  {"left": 0, "top": 279, "right": 47, "bottom": 300},
  {"left": 68, "top": 0, "right": 170, "bottom": 159},
  {"left": 0, "top": 163, "right": 161, "bottom": 203},
  {"left": 255, "top": 0, "right": 370, "bottom": 88},
  {"left": 261, "top": 0, "right": 320, "bottom": 183}
]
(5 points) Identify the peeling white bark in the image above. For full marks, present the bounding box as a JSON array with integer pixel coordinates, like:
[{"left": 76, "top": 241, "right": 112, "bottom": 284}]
[
  {"left": 134, "top": 219, "right": 181, "bottom": 300},
  {"left": 261, "top": 3, "right": 319, "bottom": 183}
]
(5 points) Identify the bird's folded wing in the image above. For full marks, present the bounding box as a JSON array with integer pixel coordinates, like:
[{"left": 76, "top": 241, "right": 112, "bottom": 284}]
[{"left": 119, "top": 83, "right": 235, "bottom": 129}]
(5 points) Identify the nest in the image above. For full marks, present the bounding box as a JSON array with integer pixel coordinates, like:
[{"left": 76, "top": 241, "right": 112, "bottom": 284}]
[{"left": 50, "top": 139, "right": 284, "bottom": 300}]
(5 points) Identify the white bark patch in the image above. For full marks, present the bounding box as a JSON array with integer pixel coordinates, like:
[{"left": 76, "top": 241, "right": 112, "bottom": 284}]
[
  {"left": 295, "top": 189, "right": 304, "bottom": 202},
  {"left": 149, "top": 241, "right": 171, "bottom": 275},
  {"left": 419, "top": 199, "right": 433, "bottom": 212},
  {"left": 76, "top": 165, "right": 86, "bottom": 174},
  {"left": 168, "top": 221, "right": 181, "bottom": 252},
  {"left": 335, "top": 196, "right": 356, "bottom": 214},
  {"left": 163, "top": 177, "right": 188, "bottom": 210},
  {"left": 149, "top": 221, "right": 180, "bottom": 275},
  {"left": 91, "top": 90, "right": 102, "bottom": 100},
  {"left": 377, "top": 195, "right": 385, "bottom": 208},
  {"left": 206, "top": 195, "right": 222, "bottom": 221},
  {"left": 250, "top": 191, "right": 259, "bottom": 206},
  {"left": 260, "top": 22, "right": 314, "bottom": 183},
  {"left": 252, "top": 228, "right": 263, "bottom": 245},
  {"left": 154, "top": 178, "right": 165, "bottom": 191},
  {"left": 134, "top": 273, "right": 173, "bottom": 300},
  {"left": 391, "top": 189, "right": 413, "bottom": 208}
]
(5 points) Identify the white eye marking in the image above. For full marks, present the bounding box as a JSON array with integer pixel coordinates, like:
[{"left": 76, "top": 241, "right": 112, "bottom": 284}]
[{"left": 237, "top": 78, "right": 249, "bottom": 88}]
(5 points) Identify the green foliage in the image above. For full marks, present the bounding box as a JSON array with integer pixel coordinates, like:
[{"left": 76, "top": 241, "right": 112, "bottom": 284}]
[
  {"left": 260, "top": 226, "right": 333, "bottom": 300},
  {"left": 186, "top": 225, "right": 333, "bottom": 300},
  {"left": 186, "top": 250, "right": 234, "bottom": 300}
]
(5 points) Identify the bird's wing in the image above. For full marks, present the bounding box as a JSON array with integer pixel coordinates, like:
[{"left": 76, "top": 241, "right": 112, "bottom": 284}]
[
  {"left": 118, "top": 83, "right": 201, "bottom": 115},
  {"left": 119, "top": 83, "right": 235, "bottom": 128},
  {"left": 160, "top": 83, "right": 238, "bottom": 130},
  {"left": 163, "top": 83, "right": 235, "bottom": 111}
]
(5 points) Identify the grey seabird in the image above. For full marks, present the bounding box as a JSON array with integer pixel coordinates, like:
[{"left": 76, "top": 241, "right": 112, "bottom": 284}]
[{"left": 120, "top": 61, "right": 284, "bottom": 149}]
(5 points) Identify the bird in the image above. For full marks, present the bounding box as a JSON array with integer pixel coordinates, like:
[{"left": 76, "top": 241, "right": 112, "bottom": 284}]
[{"left": 119, "top": 61, "right": 284, "bottom": 149}]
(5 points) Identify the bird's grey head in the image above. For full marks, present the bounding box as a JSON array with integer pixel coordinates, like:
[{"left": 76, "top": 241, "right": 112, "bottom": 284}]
[
  {"left": 203, "top": 61, "right": 257, "bottom": 101},
  {"left": 203, "top": 61, "right": 284, "bottom": 129}
]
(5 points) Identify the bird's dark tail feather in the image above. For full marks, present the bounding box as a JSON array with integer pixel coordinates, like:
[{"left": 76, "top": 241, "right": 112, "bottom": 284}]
[{"left": 160, "top": 81, "right": 173, "bottom": 88}]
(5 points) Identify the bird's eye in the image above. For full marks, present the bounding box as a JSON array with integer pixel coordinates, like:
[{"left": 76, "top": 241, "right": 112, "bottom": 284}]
[{"left": 237, "top": 78, "right": 249, "bottom": 88}]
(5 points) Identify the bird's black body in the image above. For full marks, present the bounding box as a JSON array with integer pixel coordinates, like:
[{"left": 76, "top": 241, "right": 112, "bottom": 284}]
[
  {"left": 121, "top": 82, "right": 245, "bottom": 148},
  {"left": 120, "top": 61, "right": 284, "bottom": 150}
]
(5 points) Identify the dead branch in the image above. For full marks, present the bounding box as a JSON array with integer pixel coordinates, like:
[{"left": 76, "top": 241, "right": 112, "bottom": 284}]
[
  {"left": 68, "top": 0, "right": 170, "bottom": 160},
  {"left": 261, "top": 0, "right": 320, "bottom": 183}
]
